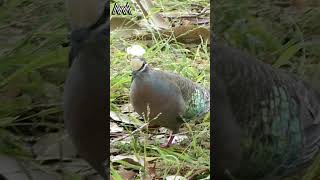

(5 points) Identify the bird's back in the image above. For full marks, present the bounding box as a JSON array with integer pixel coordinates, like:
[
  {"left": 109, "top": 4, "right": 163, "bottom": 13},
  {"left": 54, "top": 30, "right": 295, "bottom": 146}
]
[
  {"left": 214, "top": 45, "right": 320, "bottom": 179},
  {"left": 151, "top": 70, "right": 210, "bottom": 120}
]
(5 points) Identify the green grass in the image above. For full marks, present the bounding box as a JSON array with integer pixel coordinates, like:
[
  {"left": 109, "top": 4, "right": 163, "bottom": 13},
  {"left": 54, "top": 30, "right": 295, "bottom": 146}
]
[
  {"left": 0, "top": 0, "right": 71, "bottom": 178},
  {"left": 0, "top": 0, "right": 68, "bottom": 148},
  {"left": 215, "top": 0, "right": 320, "bottom": 90},
  {"left": 110, "top": 1, "right": 210, "bottom": 178}
]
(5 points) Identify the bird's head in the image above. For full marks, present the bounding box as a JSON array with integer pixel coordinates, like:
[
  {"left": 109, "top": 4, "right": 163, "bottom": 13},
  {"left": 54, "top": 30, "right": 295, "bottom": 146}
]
[
  {"left": 131, "top": 57, "right": 147, "bottom": 72},
  {"left": 126, "top": 44, "right": 148, "bottom": 73}
]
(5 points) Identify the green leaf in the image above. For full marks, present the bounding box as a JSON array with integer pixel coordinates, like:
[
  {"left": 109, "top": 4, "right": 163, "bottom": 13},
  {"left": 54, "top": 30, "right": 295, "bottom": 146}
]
[
  {"left": 0, "top": 47, "right": 68, "bottom": 87},
  {"left": 274, "top": 43, "right": 303, "bottom": 68}
]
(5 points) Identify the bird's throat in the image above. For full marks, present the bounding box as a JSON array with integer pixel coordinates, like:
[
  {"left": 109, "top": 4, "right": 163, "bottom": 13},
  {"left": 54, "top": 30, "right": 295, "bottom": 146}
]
[{"left": 138, "top": 63, "right": 148, "bottom": 72}]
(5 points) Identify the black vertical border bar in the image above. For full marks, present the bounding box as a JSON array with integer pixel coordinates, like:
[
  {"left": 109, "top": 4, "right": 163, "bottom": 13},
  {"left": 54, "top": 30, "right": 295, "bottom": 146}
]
[
  {"left": 210, "top": 0, "right": 215, "bottom": 178},
  {"left": 106, "top": 0, "right": 111, "bottom": 178}
]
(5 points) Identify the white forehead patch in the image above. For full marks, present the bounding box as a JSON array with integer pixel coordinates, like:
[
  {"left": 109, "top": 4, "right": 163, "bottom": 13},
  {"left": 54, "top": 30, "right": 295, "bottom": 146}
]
[{"left": 126, "top": 45, "right": 146, "bottom": 57}]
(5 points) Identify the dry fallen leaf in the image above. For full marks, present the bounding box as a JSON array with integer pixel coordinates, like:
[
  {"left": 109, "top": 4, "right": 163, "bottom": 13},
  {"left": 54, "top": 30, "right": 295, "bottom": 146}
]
[
  {"left": 151, "top": 130, "right": 188, "bottom": 145},
  {"left": 111, "top": 154, "right": 158, "bottom": 167},
  {"left": 147, "top": 162, "right": 157, "bottom": 179},
  {"left": 131, "top": 0, "right": 170, "bottom": 30},
  {"left": 110, "top": 111, "right": 139, "bottom": 125},
  {"left": 166, "top": 175, "right": 186, "bottom": 180},
  {"left": 117, "top": 168, "right": 137, "bottom": 180},
  {"left": 171, "top": 134, "right": 189, "bottom": 144},
  {"left": 0, "top": 155, "right": 61, "bottom": 180},
  {"left": 110, "top": 122, "right": 124, "bottom": 133},
  {"left": 111, "top": 154, "right": 144, "bottom": 167},
  {"left": 32, "top": 132, "right": 77, "bottom": 161},
  {"left": 168, "top": 25, "right": 209, "bottom": 44},
  {"left": 111, "top": 16, "right": 141, "bottom": 31},
  {"left": 120, "top": 103, "right": 135, "bottom": 113}
]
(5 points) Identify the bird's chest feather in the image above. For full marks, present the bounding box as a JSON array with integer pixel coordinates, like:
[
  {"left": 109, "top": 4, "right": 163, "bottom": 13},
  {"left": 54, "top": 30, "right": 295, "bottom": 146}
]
[{"left": 130, "top": 73, "right": 185, "bottom": 118}]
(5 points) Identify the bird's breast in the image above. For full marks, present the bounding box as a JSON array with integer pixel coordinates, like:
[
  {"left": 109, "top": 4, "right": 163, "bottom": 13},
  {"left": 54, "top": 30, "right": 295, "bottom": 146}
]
[{"left": 130, "top": 73, "right": 185, "bottom": 121}]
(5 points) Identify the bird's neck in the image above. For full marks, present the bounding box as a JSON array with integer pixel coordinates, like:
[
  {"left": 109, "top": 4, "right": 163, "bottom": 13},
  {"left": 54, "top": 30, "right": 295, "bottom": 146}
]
[{"left": 132, "top": 64, "right": 150, "bottom": 81}]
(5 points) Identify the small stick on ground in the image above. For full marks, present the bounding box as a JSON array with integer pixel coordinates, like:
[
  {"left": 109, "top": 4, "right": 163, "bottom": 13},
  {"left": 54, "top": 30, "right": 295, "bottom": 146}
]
[{"left": 111, "top": 123, "right": 149, "bottom": 144}]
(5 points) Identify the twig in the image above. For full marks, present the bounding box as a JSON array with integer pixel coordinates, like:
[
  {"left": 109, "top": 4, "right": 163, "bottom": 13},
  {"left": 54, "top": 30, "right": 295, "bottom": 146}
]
[
  {"left": 187, "top": 168, "right": 209, "bottom": 179},
  {"left": 163, "top": 7, "right": 209, "bottom": 19},
  {"left": 111, "top": 123, "right": 149, "bottom": 143}
]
